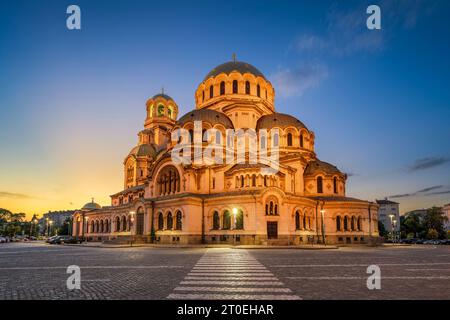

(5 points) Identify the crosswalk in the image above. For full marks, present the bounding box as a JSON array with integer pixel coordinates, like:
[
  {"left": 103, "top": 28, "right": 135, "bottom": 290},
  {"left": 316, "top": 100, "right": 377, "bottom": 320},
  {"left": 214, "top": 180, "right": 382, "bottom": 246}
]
[{"left": 167, "top": 248, "right": 301, "bottom": 300}]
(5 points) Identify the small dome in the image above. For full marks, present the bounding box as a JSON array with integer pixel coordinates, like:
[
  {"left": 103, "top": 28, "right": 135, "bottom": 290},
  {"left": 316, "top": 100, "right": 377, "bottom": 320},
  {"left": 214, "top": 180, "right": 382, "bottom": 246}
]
[
  {"left": 151, "top": 93, "right": 174, "bottom": 101},
  {"left": 82, "top": 200, "right": 101, "bottom": 210},
  {"left": 128, "top": 143, "right": 159, "bottom": 158},
  {"left": 203, "top": 60, "right": 266, "bottom": 82},
  {"left": 304, "top": 159, "right": 342, "bottom": 176},
  {"left": 256, "top": 113, "right": 308, "bottom": 131},
  {"left": 177, "top": 109, "right": 234, "bottom": 129}
]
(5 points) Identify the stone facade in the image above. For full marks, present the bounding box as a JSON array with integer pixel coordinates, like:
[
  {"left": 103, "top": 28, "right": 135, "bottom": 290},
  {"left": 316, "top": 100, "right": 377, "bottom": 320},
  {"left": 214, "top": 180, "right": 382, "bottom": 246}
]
[{"left": 72, "top": 60, "right": 379, "bottom": 245}]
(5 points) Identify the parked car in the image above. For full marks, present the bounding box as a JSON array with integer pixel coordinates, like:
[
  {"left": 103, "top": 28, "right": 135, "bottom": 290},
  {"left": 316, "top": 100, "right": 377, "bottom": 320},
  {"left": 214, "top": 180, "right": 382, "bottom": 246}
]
[
  {"left": 45, "top": 235, "right": 59, "bottom": 243},
  {"left": 0, "top": 236, "right": 7, "bottom": 243},
  {"left": 48, "top": 235, "right": 79, "bottom": 244}
]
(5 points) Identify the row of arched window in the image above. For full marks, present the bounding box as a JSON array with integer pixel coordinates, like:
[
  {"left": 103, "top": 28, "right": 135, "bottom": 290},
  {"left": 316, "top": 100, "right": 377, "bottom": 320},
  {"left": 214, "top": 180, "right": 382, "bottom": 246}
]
[
  {"left": 336, "top": 216, "right": 362, "bottom": 231},
  {"left": 148, "top": 104, "right": 176, "bottom": 119},
  {"left": 156, "top": 166, "right": 181, "bottom": 196},
  {"left": 211, "top": 210, "right": 244, "bottom": 230},
  {"left": 235, "top": 174, "right": 278, "bottom": 188},
  {"left": 316, "top": 176, "right": 338, "bottom": 194},
  {"left": 202, "top": 81, "right": 266, "bottom": 103},
  {"left": 295, "top": 211, "right": 314, "bottom": 230},
  {"left": 87, "top": 219, "right": 111, "bottom": 234},
  {"left": 157, "top": 211, "right": 182, "bottom": 231}
]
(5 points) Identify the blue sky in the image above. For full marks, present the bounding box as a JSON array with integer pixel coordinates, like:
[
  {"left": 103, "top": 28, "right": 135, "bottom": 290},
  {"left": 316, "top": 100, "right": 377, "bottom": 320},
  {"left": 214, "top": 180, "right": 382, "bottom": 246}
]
[{"left": 0, "top": 0, "right": 449, "bottom": 216}]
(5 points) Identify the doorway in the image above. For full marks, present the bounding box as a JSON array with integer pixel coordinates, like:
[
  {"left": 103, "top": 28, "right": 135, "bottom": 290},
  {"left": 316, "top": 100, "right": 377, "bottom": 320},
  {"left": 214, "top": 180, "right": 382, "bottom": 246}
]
[
  {"left": 136, "top": 212, "right": 144, "bottom": 235},
  {"left": 267, "top": 221, "right": 278, "bottom": 239}
]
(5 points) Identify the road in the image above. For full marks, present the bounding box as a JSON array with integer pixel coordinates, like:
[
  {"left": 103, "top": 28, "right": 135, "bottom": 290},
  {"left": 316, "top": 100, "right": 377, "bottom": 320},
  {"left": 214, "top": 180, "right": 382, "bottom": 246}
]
[{"left": 0, "top": 242, "right": 449, "bottom": 299}]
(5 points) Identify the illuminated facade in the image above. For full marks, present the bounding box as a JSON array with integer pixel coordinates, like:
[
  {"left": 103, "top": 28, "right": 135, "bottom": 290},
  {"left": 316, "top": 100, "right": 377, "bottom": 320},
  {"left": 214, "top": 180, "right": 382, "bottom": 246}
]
[{"left": 72, "top": 59, "right": 379, "bottom": 245}]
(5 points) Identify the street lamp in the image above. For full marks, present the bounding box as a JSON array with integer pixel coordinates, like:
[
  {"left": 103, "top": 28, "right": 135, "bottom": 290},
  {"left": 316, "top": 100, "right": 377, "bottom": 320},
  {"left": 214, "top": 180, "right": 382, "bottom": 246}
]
[
  {"left": 320, "top": 209, "right": 326, "bottom": 245},
  {"left": 393, "top": 219, "right": 397, "bottom": 243},
  {"left": 129, "top": 211, "right": 135, "bottom": 235},
  {"left": 49, "top": 220, "right": 53, "bottom": 237},
  {"left": 84, "top": 216, "right": 89, "bottom": 243},
  {"left": 232, "top": 208, "right": 238, "bottom": 245},
  {"left": 389, "top": 214, "right": 395, "bottom": 242}
]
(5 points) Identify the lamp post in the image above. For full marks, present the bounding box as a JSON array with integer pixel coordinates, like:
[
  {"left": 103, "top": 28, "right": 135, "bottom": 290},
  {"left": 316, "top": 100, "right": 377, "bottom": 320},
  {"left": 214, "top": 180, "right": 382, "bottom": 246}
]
[
  {"left": 84, "top": 216, "right": 89, "bottom": 243},
  {"left": 49, "top": 220, "right": 54, "bottom": 237},
  {"left": 393, "top": 219, "right": 397, "bottom": 243},
  {"left": 30, "top": 218, "right": 38, "bottom": 238},
  {"left": 129, "top": 211, "right": 135, "bottom": 247},
  {"left": 320, "top": 209, "right": 326, "bottom": 245},
  {"left": 232, "top": 208, "right": 238, "bottom": 246},
  {"left": 389, "top": 214, "right": 394, "bottom": 242}
]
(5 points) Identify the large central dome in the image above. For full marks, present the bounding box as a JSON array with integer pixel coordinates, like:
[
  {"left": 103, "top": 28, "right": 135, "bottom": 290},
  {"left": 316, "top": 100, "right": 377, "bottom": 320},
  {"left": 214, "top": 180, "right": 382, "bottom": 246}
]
[{"left": 203, "top": 60, "right": 266, "bottom": 82}]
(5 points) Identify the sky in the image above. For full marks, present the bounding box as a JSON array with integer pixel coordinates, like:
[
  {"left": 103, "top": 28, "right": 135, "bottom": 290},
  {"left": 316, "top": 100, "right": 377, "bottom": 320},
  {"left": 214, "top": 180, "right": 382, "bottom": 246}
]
[{"left": 0, "top": 0, "right": 449, "bottom": 218}]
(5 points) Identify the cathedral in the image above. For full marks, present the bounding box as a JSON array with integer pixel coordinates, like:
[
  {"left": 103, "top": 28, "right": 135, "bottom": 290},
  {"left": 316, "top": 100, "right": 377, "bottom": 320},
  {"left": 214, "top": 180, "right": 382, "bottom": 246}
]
[{"left": 72, "top": 59, "right": 379, "bottom": 245}]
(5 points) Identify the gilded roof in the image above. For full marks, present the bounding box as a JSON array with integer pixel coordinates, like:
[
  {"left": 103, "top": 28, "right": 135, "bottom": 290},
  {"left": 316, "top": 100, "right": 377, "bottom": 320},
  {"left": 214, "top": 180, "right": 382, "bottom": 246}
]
[
  {"left": 304, "top": 159, "right": 342, "bottom": 176},
  {"left": 256, "top": 113, "right": 308, "bottom": 131},
  {"left": 151, "top": 93, "right": 173, "bottom": 101},
  {"left": 82, "top": 201, "right": 101, "bottom": 210},
  {"left": 128, "top": 143, "right": 159, "bottom": 158},
  {"left": 177, "top": 109, "right": 234, "bottom": 129},
  {"left": 203, "top": 61, "right": 266, "bottom": 82}
]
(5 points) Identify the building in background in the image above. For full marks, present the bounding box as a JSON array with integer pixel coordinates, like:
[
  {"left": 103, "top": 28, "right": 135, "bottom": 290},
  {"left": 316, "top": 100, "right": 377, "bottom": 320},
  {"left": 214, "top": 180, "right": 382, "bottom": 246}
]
[
  {"left": 39, "top": 210, "right": 75, "bottom": 235},
  {"left": 443, "top": 203, "right": 450, "bottom": 231},
  {"left": 376, "top": 199, "right": 400, "bottom": 233}
]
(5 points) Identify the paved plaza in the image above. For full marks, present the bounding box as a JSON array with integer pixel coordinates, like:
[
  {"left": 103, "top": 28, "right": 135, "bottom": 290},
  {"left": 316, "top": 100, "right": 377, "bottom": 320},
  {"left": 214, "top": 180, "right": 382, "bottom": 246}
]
[{"left": 0, "top": 242, "right": 449, "bottom": 300}]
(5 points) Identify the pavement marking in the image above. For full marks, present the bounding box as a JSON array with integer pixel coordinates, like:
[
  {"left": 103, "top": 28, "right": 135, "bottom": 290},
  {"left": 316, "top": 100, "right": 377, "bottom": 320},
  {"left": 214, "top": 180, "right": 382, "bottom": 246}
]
[
  {"left": 405, "top": 268, "right": 450, "bottom": 271},
  {"left": 286, "top": 276, "right": 450, "bottom": 280},
  {"left": 180, "top": 280, "right": 284, "bottom": 286},
  {"left": 167, "top": 248, "right": 301, "bottom": 300},
  {"left": 174, "top": 286, "right": 292, "bottom": 293},
  {"left": 167, "top": 293, "right": 301, "bottom": 300},
  {"left": 184, "top": 276, "right": 279, "bottom": 280},
  {"left": 271, "top": 262, "right": 450, "bottom": 268},
  {"left": 0, "top": 265, "right": 185, "bottom": 270}
]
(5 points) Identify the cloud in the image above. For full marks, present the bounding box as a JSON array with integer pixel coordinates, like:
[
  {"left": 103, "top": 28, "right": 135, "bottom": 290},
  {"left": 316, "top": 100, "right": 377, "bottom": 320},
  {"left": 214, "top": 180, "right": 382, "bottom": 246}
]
[
  {"left": 292, "top": 0, "right": 435, "bottom": 57},
  {"left": 0, "top": 191, "right": 34, "bottom": 199},
  {"left": 271, "top": 63, "right": 328, "bottom": 97},
  {"left": 388, "top": 185, "right": 450, "bottom": 199},
  {"left": 416, "top": 185, "right": 443, "bottom": 193},
  {"left": 408, "top": 157, "right": 450, "bottom": 172}
]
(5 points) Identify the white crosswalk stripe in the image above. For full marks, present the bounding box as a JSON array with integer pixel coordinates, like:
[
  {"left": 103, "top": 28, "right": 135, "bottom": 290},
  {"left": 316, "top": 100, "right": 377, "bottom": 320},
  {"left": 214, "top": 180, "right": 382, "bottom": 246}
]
[{"left": 167, "top": 248, "right": 301, "bottom": 300}]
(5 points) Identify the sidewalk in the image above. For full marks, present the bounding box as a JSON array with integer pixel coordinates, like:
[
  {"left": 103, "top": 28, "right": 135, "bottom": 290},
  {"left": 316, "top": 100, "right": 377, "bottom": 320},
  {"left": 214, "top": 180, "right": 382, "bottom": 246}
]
[{"left": 64, "top": 242, "right": 338, "bottom": 250}]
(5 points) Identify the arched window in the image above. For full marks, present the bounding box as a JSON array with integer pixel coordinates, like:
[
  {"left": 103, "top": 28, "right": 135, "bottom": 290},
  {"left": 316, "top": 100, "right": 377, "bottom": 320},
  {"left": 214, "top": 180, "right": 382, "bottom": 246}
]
[
  {"left": 235, "top": 210, "right": 244, "bottom": 230},
  {"left": 188, "top": 129, "right": 194, "bottom": 142},
  {"left": 252, "top": 175, "right": 256, "bottom": 187},
  {"left": 158, "top": 212, "right": 164, "bottom": 230},
  {"left": 220, "top": 81, "right": 225, "bottom": 95},
  {"left": 215, "top": 130, "right": 221, "bottom": 144},
  {"left": 156, "top": 165, "right": 180, "bottom": 196},
  {"left": 295, "top": 211, "right": 300, "bottom": 230},
  {"left": 167, "top": 107, "right": 173, "bottom": 119},
  {"left": 303, "top": 215, "right": 306, "bottom": 230},
  {"left": 260, "top": 136, "right": 266, "bottom": 149},
  {"left": 357, "top": 216, "right": 362, "bottom": 231},
  {"left": 241, "top": 176, "right": 244, "bottom": 187},
  {"left": 344, "top": 216, "right": 349, "bottom": 231},
  {"left": 317, "top": 176, "right": 323, "bottom": 194},
  {"left": 265, "top": 204, "right": 268, "bottom": 215},
  {"left": 115, "top": 217, "right": 120, "bottom": 232},
  {"left": 167, "top": 212, "right": 173, "bottom": 230},
  {"left": 222, "top": 210, "right": 231, "bottom": 230},
  {"left": 157, "top": 104, "right": 165, "bottom": 117},
  {"left": 105, "top": 220, "right": 109, "bottom": 233},
  {"left": 213, "top": 211, "right": 220, "bottom": 230},
  {"left": 273, "top": 133, "right": 279, "bottom": 147},
  {"left": 264, "top": 176, "right": 268, "bottom": 187},
  {"left": 336, "top": 216, "right": 341, "bottom": 231},
  {"left": 257, "top": 84, "right": 260, "bottom": 97},
  {"left": 351, "top": 216, "right": 356, "bottom": 231},
  {"left": 176, "top": 211, "right": 182, "bottom": 230},
  {"left": 100, "top": 220, "right": 104, "bottom": 233},
  {"left": 209, "top": 86, "right": 213, "bottom": 99},
  {"left": 232, "top": 80, "right": 238, "bottom": 93},
  {"left": 121, "top": 216, "right": 127, "bottom": 232},
  {"left": 333, "top": 177, "right": 338, "bottom": 194},
  {"left": 90, "top": 221, "right": 94, "bottom": 233},
  {"left": 245, "top": 81, "right": 250, "bottom": 94},
  {"left": 300, "top": 134, "right": 304, "bottom": 148},
  {"left": 274, "top": 204, "right": 278, "bottom": 215},
  {"left": 269, "top": 202, "right": 274, "bottom": 215},
  {"left": 287, "top": 133, "right": 293, "bottom": 146}
]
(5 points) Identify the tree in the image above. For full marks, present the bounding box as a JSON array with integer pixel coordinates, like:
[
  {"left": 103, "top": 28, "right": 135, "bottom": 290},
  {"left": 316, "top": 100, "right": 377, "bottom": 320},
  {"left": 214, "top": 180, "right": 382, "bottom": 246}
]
[
  {"left": 426, "top": 228, "right": 439, "bottom": 240},
  {"left": 57, "top": 217, "right": 72, "bottom": 235},
  {"left": 423, "top": 207, "right": 448, "bottom": 239},
  {"left": 401, "top": 211, "right": 424, "bottom": 238},
  {"left": 378, "top": 221, "right": 388, "bottom": 237}
]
